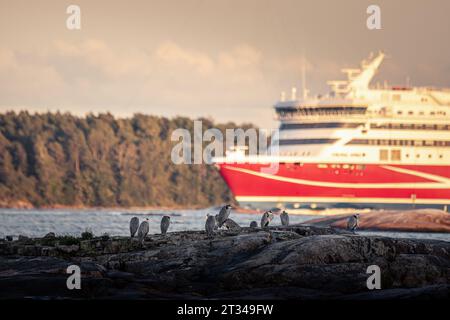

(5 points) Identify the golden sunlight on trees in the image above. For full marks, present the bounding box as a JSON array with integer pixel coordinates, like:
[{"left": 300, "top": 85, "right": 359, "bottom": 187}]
[{"left": 0, "top": 112, "right": 246, "bottom": 208}]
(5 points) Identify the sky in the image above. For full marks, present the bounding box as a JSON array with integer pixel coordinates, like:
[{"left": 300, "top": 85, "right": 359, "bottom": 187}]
[{"left": 0, "top": 0, "right": 449, "bottom": 128}]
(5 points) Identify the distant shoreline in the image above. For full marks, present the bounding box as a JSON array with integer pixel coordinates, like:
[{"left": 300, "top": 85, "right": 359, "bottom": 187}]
[
  {"left": 0, "top": 202, "right": 207, "bottom": 211},
  {"left": 0, "top": 199, "right": 215, "bottom": 211},
  {"left": 0, "top": 201, "right": 258, "bottom": 213}
]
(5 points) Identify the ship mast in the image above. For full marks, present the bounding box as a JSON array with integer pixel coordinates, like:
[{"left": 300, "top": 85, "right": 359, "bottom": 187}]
[{"left": 302, "top": 54, "right": 308, "bottom": 99}]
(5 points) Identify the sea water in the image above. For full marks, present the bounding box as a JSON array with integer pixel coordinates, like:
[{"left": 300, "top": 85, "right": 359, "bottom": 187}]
[{"left": 0, "top": 208, "right": 448, "bottom": 242}]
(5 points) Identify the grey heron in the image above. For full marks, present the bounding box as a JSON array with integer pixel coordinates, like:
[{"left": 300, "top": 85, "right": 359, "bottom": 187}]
[
  {"left": 280, "top": 210, "right": 289, "bottom": 226},
  {"left": 214, "top": 214, "right": 219, "bottom": 230},
  {"left": 205, "top": 214, "right": 216, "bottom": 238},
  {"left": 160, "top": 216, "right": 171, "bottom": 235},
  {"left": 137, "top": 218, "right": 149, "bottom": 244},
  {"left": 130, "top": 217, "right": 139, "bottom": 238},
  {"left": 217, "top": 204, "right": 232, "bottom": 227},
  {"left": 261, "top": 210, "right": 273, "bottom": 228},
  {"left": 347, "top": 214, "right": 360, "bottom": 233}
]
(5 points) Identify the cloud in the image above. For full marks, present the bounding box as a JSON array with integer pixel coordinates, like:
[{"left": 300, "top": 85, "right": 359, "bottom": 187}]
[
  {"left": 54, "top": 39, "right": 152, "bottom": 78},
  {"left": 0, "top": 47, "right": 66, "bottom": 104},
  {"left": 0, "top": 39, "right": 362, "bottom": 126},
  {"left": 0, "top": 41, "right": 259, "bottom": 125},
  {"left": 218, "top": 45, "right": 262, "bottom": 70},
  {"left": 155, "top": 41, "right": 214, "bottom": 76}
]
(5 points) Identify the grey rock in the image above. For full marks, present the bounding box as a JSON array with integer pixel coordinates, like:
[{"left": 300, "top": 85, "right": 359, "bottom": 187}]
[
  {"left": 56, "top": 244, "right": 80, "bottom": 254},
  {"left": 18, "top": 235, "right": 30, "bottom": 241},
  {"left": 0, "top": 225, "right": 448, "bottom": 300},
  {"left": 44, "top": 232, "right": 56, "bottom": 239},
  {"left": 223, "top": 218, "right": 241, "bottom": 231}
]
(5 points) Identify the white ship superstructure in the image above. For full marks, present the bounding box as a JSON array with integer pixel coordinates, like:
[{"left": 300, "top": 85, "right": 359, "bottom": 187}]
[
  {"left": 215, "top": 53, "right": 450, "bottom": 211},
  {"left": 275, "top": 52, "right": 450, "bottom": 165}
]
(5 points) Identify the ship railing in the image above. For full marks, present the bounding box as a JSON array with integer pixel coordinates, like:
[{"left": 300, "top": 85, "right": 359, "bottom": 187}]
[{"left": 275, "top": 114, "right": 374, "bottom": 121}]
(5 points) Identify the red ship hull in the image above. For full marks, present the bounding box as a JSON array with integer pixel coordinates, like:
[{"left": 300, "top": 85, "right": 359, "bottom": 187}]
[{"left": 216, "top": 162, "right": 450, "bottom": 211}]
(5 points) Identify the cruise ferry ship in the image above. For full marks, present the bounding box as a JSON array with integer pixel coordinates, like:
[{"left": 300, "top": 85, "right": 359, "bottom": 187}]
[{"left": 214, "top": 52, "right": 450, "bottom": 212}]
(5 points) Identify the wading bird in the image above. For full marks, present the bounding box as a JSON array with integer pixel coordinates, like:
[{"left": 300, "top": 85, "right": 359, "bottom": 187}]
[
  {"left": 261, "top": 210, "right": 274, "bottom": 228},
  {"left": 347, "top": 214, "right": 360, "bottom": 233},
  {"left": 130, "top": 217, "right": 139, "bottom": 238},
  {"left": 217, "top": 204, "right": 232, "bottom": 227},
  {"left": 137, "top": 218, "right": 149, "bottom": 244},
  {"left": 280, "top": 210, "right": 289, "bottom": 226},
  {"left": 160, "top": 216, "right": 171, "bottom": 235},
  {"left": 205, "top": 214, "right": 216, "bottom": 238},
  {"left": 214, "top": 214, "right": 220, "bottom": 230}
]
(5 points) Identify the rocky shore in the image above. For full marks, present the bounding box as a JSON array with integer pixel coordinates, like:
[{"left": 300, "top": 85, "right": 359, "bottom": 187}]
[{"left": 0, "top": 225, "right": 448, "bottom": 300}]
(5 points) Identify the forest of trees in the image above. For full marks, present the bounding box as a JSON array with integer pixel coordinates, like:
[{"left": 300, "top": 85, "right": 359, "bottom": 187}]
[{"left": 0, "top": 111, "right": 252, "bottom": 208}]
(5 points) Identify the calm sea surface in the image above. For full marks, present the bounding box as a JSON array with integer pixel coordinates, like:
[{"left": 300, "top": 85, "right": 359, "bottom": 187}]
[{"left": 0, "top": 208, "right": 449, "bottom": 242}]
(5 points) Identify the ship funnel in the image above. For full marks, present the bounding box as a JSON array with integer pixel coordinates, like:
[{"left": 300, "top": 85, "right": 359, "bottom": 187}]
[{"left": 348, "top": 51, "right": 385, "bottom": 91}]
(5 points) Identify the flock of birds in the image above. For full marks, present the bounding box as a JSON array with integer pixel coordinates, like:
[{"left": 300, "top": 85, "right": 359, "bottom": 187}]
[{"left": 128, "top": 205, "right": 361, "bottom": 244}]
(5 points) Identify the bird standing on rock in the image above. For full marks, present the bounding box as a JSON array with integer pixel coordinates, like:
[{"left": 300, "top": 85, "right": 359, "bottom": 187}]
[
  {"left": 347, "top": 214, "right": 360, "bottom": 233},
  {"left": 214, "top": 214, "right": 220, "bottom": 230},
  {"left": 261, "top": 210, "right": 274, "bottom": 228},
  {"left": 280, "top": 210, "right": 289, "bottom": 226},
  {"left": 249, "top": 221, "right": 258, "bottom": 228},
  {"left": 205, "top": 214, "right": 216, "bottom": 237},
  {"left": 137, "top": 218, "right": 149, "bottom": 244},
  {"left": 217, "top": 204, "right": 232, "bottom": 227},
  {"left": 130, "top": 217, "right": 139, "bottom": 238},
  {"left": 160, "top": 216, "right": 171, "bottom": 235}
]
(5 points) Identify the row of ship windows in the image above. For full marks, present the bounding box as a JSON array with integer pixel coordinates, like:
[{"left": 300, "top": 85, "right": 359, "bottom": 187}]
[
  {"left": 280, "top": 151, "right": 312, "bottom": 156},
  {"left": 347, "top": 139, "right": 450, "bottom": 147},
  {"left": 280, "top": 123, "right": 359, "bottom": 129},
  {"left": 279, "top": 138, "right": 337, "bottom": 145},
  {"left": 277, "top": 109, "right": 447, "bottom": 117},
  {"left": 276, "top": 107, "right": 367, "bottom": 117},
  {"left": 280, "top": 122, "right": 450, "bottom": 130},
  {"left": 279, "top": 151, "right": 445, "bottom": 160},
  {"left": 395, "top": 110, "right": 447, "bottom": 116},
  {"left": 370, "top": 123, "right": 449, "bottom": 130},
  {"left": 280, "top": 163, "right": 367, "bottom": 170},
  {"left": 278, "top": 138, "right": 450, "bottom": 147},
  {"left": 379, "top": 149, "right": 444, "bottom": 160}
]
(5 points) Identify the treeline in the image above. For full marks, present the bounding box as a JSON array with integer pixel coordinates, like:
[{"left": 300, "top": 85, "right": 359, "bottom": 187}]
[{"left": 0, "top": 111, "right": 251, "bottom": 208}]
